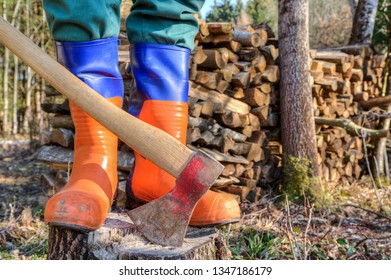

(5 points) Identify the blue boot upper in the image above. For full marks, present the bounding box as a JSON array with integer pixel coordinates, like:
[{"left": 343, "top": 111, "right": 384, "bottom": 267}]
[
  {"left": 55, "top": 37, "right": 124, "bottom": 100},
  {"left": 128, "top": 43, "right": 190, "bottom": 117}
]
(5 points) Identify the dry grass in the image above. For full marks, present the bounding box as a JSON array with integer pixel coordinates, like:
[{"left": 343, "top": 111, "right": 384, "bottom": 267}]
[
  {"left": 0, "top": 146, "right": 50, "bottom": 260},
  {"left": 0, "top": 207, "right": 48, "bottom": 260},
  {"left": 222, "top": 180, "right": 391, "bottom": 260}
]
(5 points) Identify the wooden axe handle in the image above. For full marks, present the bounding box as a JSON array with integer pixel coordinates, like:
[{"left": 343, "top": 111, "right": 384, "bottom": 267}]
[{"left": 0, "top": 16, "right": 193, "bottom": 178}]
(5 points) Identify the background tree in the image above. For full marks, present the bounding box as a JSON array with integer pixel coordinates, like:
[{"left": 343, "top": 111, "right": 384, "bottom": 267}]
[
  {"left": 204, "top": 0, "right": 353, "bottom": 48},
  {"left": 246, "top": 0, "right": 278, "bottom": 32},
  {"left": 350, "top": 0, "right": 359, "bottom": 17},
  {"left": 206, "top": 0, "right": 237, "bottom": 22},
  {"left": 0, "top": 0, "right": 52, "bottom": 138},
  {"left": 373, "top": 0, "right": 391, "bottom": 180},
  {"left": 372, "top": 0, "right": 390, "bottom": 53},
  {"left": 278, "top": 0, "right": 321, "bottom": 199},
  {"left": 349, "top": 0, "right": 379, "bottom": 44},
  {"left": 2, "top": 0, "right": 10, "bottom": 136},
  {"left": 235, "top": 0, "right": 243, "bottom": 17}
]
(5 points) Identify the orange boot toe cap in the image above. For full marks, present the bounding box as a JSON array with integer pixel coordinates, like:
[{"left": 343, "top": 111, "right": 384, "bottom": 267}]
[
  {"left": 44, "top": 185, "right": 110, "bottom": 231},
  {"left": 190, "top": 191, "right": 241, "bottom": 227}
]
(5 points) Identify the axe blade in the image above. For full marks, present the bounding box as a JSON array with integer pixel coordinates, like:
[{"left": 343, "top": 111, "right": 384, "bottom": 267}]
[{"left": 127, "top": 150, "right": 224, "bottom": 247}]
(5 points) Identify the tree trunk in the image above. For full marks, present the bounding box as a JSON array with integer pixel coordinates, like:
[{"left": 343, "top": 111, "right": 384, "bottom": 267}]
[
  {"left": 39, "top": 10, "right": 47, "bottom": 133},
  {"left": 11, "top": 0, "right": 22, "bottom": 135},
  {"left": 2, "top": 0, "right": 9, "bottom": 136},
  {"left": 349, "top": 0, "right": 379, "bottom": 44},
  {"left": 278, "top": 0, "right": 321, "bottom": 194},
  {"left": 350, "top": 0, "right": 359, "bottom": 18},
  {"left": 33, "top": 2, "right": 44, "bottom": 134},
  {"left": 12, "top": 51, "right": 19, "bottom": 135},
  {"left": 22, "top": 0, "right": 33, "bottom": 134},
  {"left": 2, "top": 0, "right": 22, "bottom": 136},
  {"left": 375, "top": 18, "right": 391, "bottom": 181}
]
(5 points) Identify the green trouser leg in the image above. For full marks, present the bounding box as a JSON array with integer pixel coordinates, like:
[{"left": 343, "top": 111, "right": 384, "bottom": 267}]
[
  {"left": 42, "top": 0, "right": 205, "bottom": 50},
  {"left": 42, "top": 0, "right": 122, "bottom": 41},
  {"left": 126, "top": 0, "right": 205, "bottom": 50}
]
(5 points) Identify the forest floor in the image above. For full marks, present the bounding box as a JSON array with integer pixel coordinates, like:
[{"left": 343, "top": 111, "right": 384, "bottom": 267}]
[{"left": 0, "top": 140, "right": 390, "bottom": 260}]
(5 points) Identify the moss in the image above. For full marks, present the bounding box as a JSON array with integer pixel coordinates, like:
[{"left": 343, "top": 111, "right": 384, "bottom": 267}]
[{"left": 281, "top": 154, "right": 325, "bottom": 206}]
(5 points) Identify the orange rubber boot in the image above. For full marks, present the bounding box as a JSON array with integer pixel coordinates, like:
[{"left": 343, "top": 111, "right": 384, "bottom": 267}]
[
  {"left": 44, "top": 38, "right": 124, "bottom": 231},
  {"left": 128, "top": 100, "right": 241, "bottom": 226},
  {"left": 45, "top": 99, "right": 122, "bottom": 231}
]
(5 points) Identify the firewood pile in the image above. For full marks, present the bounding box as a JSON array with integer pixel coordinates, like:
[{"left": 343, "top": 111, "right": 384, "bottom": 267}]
[
  {"left": 185, "top": 20, "right": 282, "bottom": 203},
  {"left": 37, "top": 19, "right": 388, "bottom": 205},
  {"left": 311, "top": 45, "right": 387, "bottom": 184}
]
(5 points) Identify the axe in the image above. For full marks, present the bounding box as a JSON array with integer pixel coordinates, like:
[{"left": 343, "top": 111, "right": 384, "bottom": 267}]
[{"left": 0, "top": 17, "right": 224, "bottom": 247}]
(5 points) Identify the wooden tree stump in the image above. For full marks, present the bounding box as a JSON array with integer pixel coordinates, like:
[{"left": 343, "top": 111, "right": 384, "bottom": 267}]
[{"left": 48, "top": 212, "right": 231, "bottom": 260}]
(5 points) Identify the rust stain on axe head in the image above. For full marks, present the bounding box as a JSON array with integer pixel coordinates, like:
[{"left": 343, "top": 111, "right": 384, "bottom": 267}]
[{"left": 127, "top": 150, "right": 224, "bottom": 247}]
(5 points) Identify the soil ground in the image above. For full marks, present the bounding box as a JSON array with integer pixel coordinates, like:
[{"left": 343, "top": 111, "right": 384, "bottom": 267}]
[{"left": 0, "top": 140, "right": 390, "bottom": 260}]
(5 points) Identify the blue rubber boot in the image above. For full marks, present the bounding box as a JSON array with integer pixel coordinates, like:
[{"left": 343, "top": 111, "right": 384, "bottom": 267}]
[
  {"left": 45, "top": 38, "right": 124, "bottom": 231},
  {"left": 126, "top": 43, "right": 240, "bottom": 226}
]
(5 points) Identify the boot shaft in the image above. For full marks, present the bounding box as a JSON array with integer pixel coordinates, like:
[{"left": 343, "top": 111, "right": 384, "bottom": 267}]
[
  {"left": 127, "top": 43, "right": 190, "bottom": 117},
  {"left": 55, "top": 37, "right": 124, "bottom": 99}
]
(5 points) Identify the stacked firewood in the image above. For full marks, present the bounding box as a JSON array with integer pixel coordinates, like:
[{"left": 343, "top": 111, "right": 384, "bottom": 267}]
[
  {"left": 310, "top": 45, "right": 387, "bottom": 183},
  {"left": 184, "top": 20, "right": 283, "bottom": 202},
  {"left": 188, "top": 21, "right": 388, "bottom": 188}
]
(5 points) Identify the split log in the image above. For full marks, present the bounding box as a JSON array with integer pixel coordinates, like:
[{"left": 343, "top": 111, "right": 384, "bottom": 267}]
[
  {"left": 233, "top": 30, "right": 263, "bottom": 47},
  {"left": 253, "top": 54, "right": 267, "bottom": 73},
  {"left": 250, "top": 105, "right": 269, "bottom": 121},
  {"left": 237, "top": 48, "right": 260, "bottom": 62},
  {"left": 213, "top": 176, "right": 240, "bottom": 187},
  {"left": 41, "top": 99, "right": 70, "bottom": 115},
  {"left": 240, "top": 87, "right": 270, "bottom": 107},
  {"left": 214, "top": 111, "right": 249, "bottom": 128},
  {"left": 224, "top": 87, "right": 245, "bottom": 99},
  {"left": 51, "top": 115, "right": 74, "bottom": 130},
  {"left": 360, "top": 95, "right": 391, "bottom": 109},
  {"left": 192, "top": 46, "right": 208, "bottom": 64},
  {"left": 187, "top": 127, "right": 202, "bottom": 143},
  {"left": 207, "top": 22, "right": 233, "bottom": 34},
  {"left": 261, "top": 65, "right": 279, "bottom": 83},
  {"left": 260, "top": 45, "right": 279, "bottom": 62},
  {"left": 197, "top": 48, "right": 228, "bottom": 69},
  {"left": 189, "top": 83, "right": 251, "bottom": 114},
  {"left": 231, "top": 72, "right": 251, "bottom": 88},
  {"left": 192, "top": 146, "right": 250, "bottom": 165},
  {"left": 209, "top": 40, "right": 242, "bottom": 53},
  {"left": 36, "top": 145, "right": 134, "bottom": 171},
  {"left": 314, "top": 51, "right": 353, "bottom": 64},
  {"left": 51, "top": 128, "right": 74, "bottom": 149}
]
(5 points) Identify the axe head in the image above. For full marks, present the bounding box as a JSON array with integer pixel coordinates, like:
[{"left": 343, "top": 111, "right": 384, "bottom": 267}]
[{"left": 127, "top": 150, "right": 224, "bottom": 247}]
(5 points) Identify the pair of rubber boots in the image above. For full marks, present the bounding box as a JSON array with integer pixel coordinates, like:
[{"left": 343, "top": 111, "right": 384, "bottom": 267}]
[{"left": 44, "top": 38, "right": 240, "bottom": 231}]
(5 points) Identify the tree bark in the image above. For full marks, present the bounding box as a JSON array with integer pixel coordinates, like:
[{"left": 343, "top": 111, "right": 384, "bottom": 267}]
[
  {"left": 350, "top": 0, "right": 359, "bottom": 18},
  {"left": 375, "top": 18, "right": 391, "bottom": 180},
  {"left": 1, "top": 0, "right": 21, "bottom": 136},
  {"left": 349, "top": 0, "right": 379, "bottom": 44},
  {"left": 12, "top": 1, "right": 22, "bottom": 135},
  {"left": 12, "top": 53, "right": 19, "bottom": 135},
  {"left": 2, "top": 0, "right": 9, "bottom": 136},
  {"left": 22, "top": 0, "right": 34, "bottom": 134},
  {"left": 278, "top": 0, "right": 321, "bottom": 192}
]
